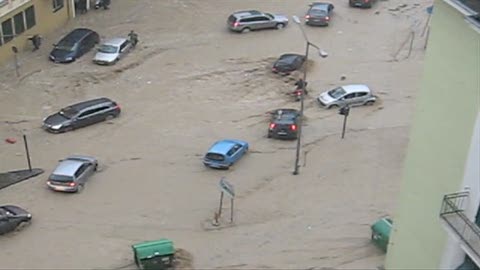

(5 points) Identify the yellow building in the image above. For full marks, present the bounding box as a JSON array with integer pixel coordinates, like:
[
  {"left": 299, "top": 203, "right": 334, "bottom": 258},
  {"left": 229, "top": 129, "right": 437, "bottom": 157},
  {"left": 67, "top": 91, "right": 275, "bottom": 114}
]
[{"left": 0, "top": 0, "right": 88, "bottom": 64}]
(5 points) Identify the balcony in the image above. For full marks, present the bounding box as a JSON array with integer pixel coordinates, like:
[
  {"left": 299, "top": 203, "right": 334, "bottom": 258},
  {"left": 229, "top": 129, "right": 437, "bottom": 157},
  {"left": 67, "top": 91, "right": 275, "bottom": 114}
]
[
  {"left": 440, "top": 192, "right": 480, "bottom": 266},
  {"left": 0, "top": 0, "right": 32, "bottom": 18}
]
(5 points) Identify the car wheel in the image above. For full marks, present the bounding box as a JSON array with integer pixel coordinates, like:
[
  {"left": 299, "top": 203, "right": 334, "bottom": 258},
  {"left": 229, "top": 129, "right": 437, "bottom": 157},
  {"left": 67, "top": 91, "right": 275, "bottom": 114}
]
[
  {"left": 94, "top": 163, "right": 98, "bottom": 171},
  {"left": 105, "top": 114, "right": 115, "bottom": 121},
  {"left": 365, "top": 100, "right": 375, "bottom": 106},
  {"left": 76, "top": 184, "right": 84, "bottom": 193},
  {"left": 328, "top": 104, "right": 339, "bottom": 109},
  {"left": 241, "top": 27, "right": 251, "bottom": 33},
  {"left": 276, "top": 23, "right": 285, "bottom": 30},
  {"left": 113, "top": 58, "right": 119, "bottom": 64}
]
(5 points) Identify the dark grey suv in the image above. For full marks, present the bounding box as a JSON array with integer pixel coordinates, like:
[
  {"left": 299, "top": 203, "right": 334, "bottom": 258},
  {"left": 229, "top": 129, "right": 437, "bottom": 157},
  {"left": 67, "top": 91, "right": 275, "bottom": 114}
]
[
  {"left": 0, "top": 205, "right": 32, "bottom": 235},
  {"left": 267, "top": 109, "right": 300, "bottom": 140},
  {"left": 227, "top": 10, "right": 289, "bottom": 33},
  {"left": 42, "top": 97, "right": 121, "bottom": 133}
]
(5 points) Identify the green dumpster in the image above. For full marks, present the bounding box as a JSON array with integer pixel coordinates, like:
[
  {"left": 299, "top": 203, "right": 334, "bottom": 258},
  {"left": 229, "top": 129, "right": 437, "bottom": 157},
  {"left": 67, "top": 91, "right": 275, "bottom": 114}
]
[
  {"left": 132, "top": 239, "right": 175, "bottom": 270},
  {"left": 370, "top": 217, "right": 393, "bottom": 253}
]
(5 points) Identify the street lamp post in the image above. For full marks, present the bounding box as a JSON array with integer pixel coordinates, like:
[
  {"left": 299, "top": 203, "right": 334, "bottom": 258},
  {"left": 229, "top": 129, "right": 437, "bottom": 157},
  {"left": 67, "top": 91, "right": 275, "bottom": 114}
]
[{"left": 292, "top": 16, "right": 328, "bottom": 175}]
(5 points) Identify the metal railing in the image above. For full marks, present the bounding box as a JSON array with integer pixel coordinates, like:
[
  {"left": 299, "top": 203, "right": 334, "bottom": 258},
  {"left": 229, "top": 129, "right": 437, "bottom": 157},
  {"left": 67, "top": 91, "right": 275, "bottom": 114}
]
[{"left": 440, "top": 192, "right": 480, "bottom": 259}]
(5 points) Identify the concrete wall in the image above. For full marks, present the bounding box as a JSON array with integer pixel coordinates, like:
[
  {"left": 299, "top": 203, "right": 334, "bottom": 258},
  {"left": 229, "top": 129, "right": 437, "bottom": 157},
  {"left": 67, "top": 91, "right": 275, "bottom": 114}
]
[
  {"left": 385, "top": 0, "right": 480, "bottom": 268},
  {"left": 0, "top": 0, "right": 70, "bottom": 64}
]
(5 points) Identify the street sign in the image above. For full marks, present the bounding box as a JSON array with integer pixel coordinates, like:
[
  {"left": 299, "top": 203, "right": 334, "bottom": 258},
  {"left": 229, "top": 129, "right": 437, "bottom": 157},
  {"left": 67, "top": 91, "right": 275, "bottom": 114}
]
[{"left": 219, "top": 177, "right": 235, "bottom": 198}]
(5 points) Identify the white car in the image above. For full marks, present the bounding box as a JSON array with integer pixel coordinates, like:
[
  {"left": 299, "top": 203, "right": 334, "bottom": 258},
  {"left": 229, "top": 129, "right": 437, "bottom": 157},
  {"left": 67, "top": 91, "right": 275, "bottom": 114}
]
[
  {"left": 93, "top": 37, "right": 132, "bottom": 65},
  {"left": 317, "top": 84, "right": 377, "bottom": 109}
]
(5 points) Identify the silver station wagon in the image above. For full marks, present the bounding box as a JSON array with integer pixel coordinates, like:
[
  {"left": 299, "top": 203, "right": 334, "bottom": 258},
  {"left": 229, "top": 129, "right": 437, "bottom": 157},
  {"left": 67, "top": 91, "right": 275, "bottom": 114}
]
[
  {"left": 227, "top": 10, "right": 289, "bottom": 33},
  {"left": 93, "top": 37, "right": 132, "bottom": 65},
  {"left": 46, "top": 155, "right": 98, "bottom": 193},
  {"left": 317, "top": 84, "right": 377, "bottom": 109}
]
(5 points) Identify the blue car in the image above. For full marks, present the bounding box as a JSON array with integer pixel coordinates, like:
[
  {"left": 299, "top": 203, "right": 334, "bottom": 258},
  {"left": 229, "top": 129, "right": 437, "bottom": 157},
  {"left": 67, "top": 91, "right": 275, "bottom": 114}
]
[{"left": 203, "top": 139, "right": 249, "bottom": 169}]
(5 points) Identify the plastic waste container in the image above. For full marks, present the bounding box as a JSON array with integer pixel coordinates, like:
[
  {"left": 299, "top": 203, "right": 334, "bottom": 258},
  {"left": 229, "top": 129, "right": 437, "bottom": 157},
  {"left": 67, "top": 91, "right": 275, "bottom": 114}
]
[
  {"left": 371, "top": 217, "right": 393, "bottom": 253},
  {"left": 132, "top": 238, "right": 175, "bottom": 270}
]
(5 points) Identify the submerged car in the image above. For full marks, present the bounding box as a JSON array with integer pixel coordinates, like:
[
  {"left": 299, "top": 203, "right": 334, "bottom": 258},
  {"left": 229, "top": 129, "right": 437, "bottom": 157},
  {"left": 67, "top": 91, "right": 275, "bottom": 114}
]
[
  {"left": 272, "top": 53, "right": 306, "bottom": 75},
  {"left": 203, "top": 139, "right": 249, "bottom": 169},
  {"left": 227, "top": 10, "right": 289, "bottom": 33},
  {"left": 0, "top": 205, "right": 32, "bottom": 235},
  {"left": 42, "top": 97, "right": 121, "bottom": 133},
  {"left": 317, "top": 84, "right": 377, "bottom": 109},
  {"left": 349, "top": 0, "right": 376, "bottom": 8},
  {"left": 267, "top": 109, "right": 300, "bottom": 140},
  {"left": 305, "top": 2, "right": 334, "bottom": 26},
  {"left": 49, "top": 28, "right": 100, "bottom": 63},
  {"left": 46, "top": 155, "right": 98, "bottom": 193},
  {"left": 93, "top": 37, "right": 133, "bottom": 65}
]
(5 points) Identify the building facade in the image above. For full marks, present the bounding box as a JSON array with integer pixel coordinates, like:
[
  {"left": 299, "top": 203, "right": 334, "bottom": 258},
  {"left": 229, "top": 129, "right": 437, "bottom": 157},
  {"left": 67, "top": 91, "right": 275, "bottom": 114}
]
[
  {"left": 0, "top": 0, "right": 88, "bottom": 64},
  {"left": 385, "top": 0, "right": 480, "bottom": 269}
]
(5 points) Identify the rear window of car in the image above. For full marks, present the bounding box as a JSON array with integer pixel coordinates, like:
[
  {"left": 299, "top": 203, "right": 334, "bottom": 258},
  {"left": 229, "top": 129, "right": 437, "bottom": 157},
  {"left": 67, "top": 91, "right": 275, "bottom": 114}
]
[
  {"left": 206, "top": 153, "right": 225, "bottom": 161},
  {"left": 228, "top": 15, "right": 237, "bottom": 24},
  {"left": 49, "top": 174, "right": 74, "bottom": 182}
]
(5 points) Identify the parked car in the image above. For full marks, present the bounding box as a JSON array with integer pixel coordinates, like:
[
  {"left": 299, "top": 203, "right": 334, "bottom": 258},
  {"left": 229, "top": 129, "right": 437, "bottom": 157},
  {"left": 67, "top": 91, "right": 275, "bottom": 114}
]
[
  {"left": 267, "top": 109, "right": 300, "bottom": 140},
  {"left": 49, "top": 28, "right": 100, "bottom": 63},
  {"left": 305, "top": 2, "right": 335, "bottom": 26},
  {"left": 272, "top": 54, "right": 306, "bottom": 75},
  {"left": 317, "top": 84, "right": 377, "bottom": 109},
  {"left": 203, "top": 139, "right": 249, "bottom": 169},
  {"left": 93, "top": 37, "right": 133, "bottom": 65},
  {"left": 349, "top": 0, "right": 376, "bottom": 8},
  {"left": 227, "top": 10, "right": 289, "bottom": 33},
  {"left": 0, "top": 205, "right": 32, "bottom": 235},
  {"left": 46, "top": 155, "right": 98, "bottom": 193},
  {"left": 42, "top": 97, "right": 121, "bottom": 133}
]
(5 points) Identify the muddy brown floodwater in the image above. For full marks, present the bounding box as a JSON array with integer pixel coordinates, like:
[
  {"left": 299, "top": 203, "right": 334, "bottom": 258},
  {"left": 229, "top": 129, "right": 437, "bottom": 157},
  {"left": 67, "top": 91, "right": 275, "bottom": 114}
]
[{"left": 0, "top": 0, "right": 429, "bottom": 268}]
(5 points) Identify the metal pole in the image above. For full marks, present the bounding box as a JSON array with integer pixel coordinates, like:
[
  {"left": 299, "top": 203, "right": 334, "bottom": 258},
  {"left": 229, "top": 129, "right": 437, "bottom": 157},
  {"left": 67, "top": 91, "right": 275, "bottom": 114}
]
[
  {"left": 218, "top": 191, "right": 224, "bottom": 217},
  {"left": 230, "top": 198, "right": 234, "bottom": 223},
  {"left": 293, "top": 42, "right": 310, "bottom": 175},
  {"left": 341, "top": 114, "right": 348, "bottom": 139},
  {"left": 23, "top": 134, "right": 32, "bottom": 171}
]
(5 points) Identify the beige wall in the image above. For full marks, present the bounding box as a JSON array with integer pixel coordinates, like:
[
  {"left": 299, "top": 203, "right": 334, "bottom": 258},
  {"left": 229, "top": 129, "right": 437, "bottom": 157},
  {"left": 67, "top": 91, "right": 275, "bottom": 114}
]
[{"left": 0, "top": 0, "right": 71, "bottom": 64}]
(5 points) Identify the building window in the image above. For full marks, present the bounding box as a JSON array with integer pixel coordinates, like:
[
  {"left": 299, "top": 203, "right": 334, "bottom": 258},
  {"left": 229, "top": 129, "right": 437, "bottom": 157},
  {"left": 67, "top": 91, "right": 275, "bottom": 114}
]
[
  {"left": 52, "top": 0, "right": 64, "bottom": 12},
  {"left": 25, "top": 6, "right": 36, "bottom": 29},
  {"left": 13, "top": 12, "right": 25, "bottom": 35},
  {"left": 1, "top": 19, "right": 13, "bottom": 44}
]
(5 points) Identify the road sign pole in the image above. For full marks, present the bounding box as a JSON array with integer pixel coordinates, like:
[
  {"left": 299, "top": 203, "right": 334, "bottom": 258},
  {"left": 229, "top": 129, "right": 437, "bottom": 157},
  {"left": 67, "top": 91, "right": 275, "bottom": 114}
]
[
  {"left": 230, "top": 198, "right": 234, "bottom": 223},
  {"left": 218, "top": 191, "right": 224, "bottom": 217},
  {"left": 23, "top": 134, "right": 32, "bottom": 171},
  {"left": 341, "top": 114, "right": 348, "bottom": 139}
]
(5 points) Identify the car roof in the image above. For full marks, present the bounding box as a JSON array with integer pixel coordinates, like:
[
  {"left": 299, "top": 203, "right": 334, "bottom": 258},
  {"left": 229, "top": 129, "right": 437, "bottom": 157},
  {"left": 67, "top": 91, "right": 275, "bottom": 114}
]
[
  {"left": 342, "top": 84, "right": 371, "bottom": 93},
  {"left": 102, "top": 37, "right": 128, "bottom": 46},
  {"left": 208, "top": 140, "right": 243, "bottom": 154},
  {"left": 67, "top": 97, "right": 114, "bottom": 111},
  {"left": 311, "top": 2, "right": 331, "bottom": 8},
  {"left": 52, "top": 159, "right": 87, "bottom": 176},
  {"left": 63, "top": 28, "right": 96, "bottom": 41},
  {"left": 232, "top": 10, "right": 264, "bottom": 18}
]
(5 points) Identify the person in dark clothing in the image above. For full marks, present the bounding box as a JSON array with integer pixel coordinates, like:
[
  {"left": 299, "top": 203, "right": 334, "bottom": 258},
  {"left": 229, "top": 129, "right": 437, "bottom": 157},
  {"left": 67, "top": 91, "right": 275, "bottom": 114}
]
[
  {"left": 78, "top": 0, "right": 87, "bottom": 14},
  {"left": 128, "top": 30, "right": 139, "bottom": 47},
  {"left": 102, "top": 0, "right": 110, "bottom": 9},
  {"left": 28, "top": 35, "right": 41, "bottom": 51},
  {"left": 294, "top": 79, "right": 308, "bottom": 95}
]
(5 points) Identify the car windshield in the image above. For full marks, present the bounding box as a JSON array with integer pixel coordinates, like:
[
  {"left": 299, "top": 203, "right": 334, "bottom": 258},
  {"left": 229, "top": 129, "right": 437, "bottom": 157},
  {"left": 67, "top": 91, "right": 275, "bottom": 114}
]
[
  {"left": 328, "top": 87, "right": 347, "bottom": 99},
  {"left": 50, "top": 174, "right": 74, "bottom": 182},
  {"left": 98, "top": 44, "right": 118, "bottom": 54},
  {"left": 311, "top": 9, "right": 327, "bottom": 16},
  {"left": 55, "top": 42, "right": 76, "bottom": 52},
  {"left": 206, "top": 153, "right": 225, "bottom": 161},
  {"left": 59, "top": 106, "right": 78, "bottom": 119},
  {"left": 265, "top": 13, "right": 274, "bottom": 20}
]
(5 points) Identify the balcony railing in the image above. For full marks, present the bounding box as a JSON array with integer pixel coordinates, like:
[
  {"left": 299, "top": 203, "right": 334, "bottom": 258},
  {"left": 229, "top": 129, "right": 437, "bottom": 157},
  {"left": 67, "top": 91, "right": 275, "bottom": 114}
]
[{"left": 440, "top": 192, "right": 480, "bottom": 260}]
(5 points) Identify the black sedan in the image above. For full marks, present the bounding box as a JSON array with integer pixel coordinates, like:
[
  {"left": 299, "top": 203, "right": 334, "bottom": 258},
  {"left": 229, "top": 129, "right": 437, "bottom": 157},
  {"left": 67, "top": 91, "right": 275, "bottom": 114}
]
[
  {"left": 267, "top": 109, "right": 300, "bottom": 140},
  {"left": 0, "top": 205, "right": 32, "bottom": 235},
  {"left": 272, "top": 54, "right": 306, "bottom": 75},
  {"left": 305, "top": 2, "right": 334, "bottom": 26}
]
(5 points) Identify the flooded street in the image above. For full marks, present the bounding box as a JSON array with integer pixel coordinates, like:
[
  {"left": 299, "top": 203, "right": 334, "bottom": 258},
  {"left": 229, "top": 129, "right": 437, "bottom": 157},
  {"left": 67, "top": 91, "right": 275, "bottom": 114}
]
[{"left": 0, "top": 0, "right": 428, "bottom": 268}]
